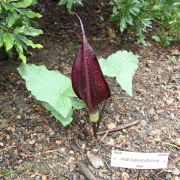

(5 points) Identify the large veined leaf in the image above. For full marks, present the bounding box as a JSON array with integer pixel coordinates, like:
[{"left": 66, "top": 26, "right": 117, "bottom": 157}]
[
  {"left": 43, "top": 102, "right": 73, "bottom": 126},
  {"left": 71, "top": 97, "right": 86, "bottom": 110},
  {"left": 17, "top": 64, "right": 76, "bottom": 119},
  {"left": 99, "top": 50, "right": 139, "bottom": 96},
  {"left": 17, "top": 63, "right": 85, "bottom": 126},
  {"left": 42, "top": 98, "right": 85, "bottom": 126}
]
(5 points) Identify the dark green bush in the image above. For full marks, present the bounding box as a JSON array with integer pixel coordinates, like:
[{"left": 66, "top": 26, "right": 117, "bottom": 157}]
[
  {"left": 59, "top": 0, "right": 83, "bottom": 12},
  {"left": 0, "top": 0, "right": 179, "bottom": 63},
  {"left": 0, "top": 0, "right": 43, "bottom": 62},
  {"left": 109, "top": 0, "right": 180, "bottom": 46}
]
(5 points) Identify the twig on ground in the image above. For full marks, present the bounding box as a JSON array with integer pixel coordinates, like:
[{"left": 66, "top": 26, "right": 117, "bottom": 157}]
[
  {"left": 171, "top": 156, "right": 180, "bottom": 165},
  {"left": 77, "top": 162, "right": 97, "bottom": 180},
  {"left": 162, "top": 142, "right": 180, "bottom": 150},
  {"left": 99, "top": 130, "right": 110, "bottom": 143},
  {"left": 0, "top": 145, "right": 18, "bottom": 152},
  {"left": 34, "top": 149, "right": 60, "bottom": 157},
  {"left": 0, "top": 120, "right": 24, "bottom": 132},
  {"left": 97, "top": 120, "right": 140, "bottom": 135}
]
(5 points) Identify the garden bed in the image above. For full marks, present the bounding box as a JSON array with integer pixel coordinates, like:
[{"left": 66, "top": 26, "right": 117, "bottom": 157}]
[{"left": 0, "top": 0, "right": 179, "bottom": 179}]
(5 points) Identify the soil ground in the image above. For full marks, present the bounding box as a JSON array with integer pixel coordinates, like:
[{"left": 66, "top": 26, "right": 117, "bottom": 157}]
[{"left": 0, "top": 1, "right": 180, "bottom": 179}]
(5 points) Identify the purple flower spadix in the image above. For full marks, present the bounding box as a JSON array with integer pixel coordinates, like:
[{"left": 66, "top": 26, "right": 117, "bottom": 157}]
[{"left": 71, "top": 13, "right": 111, "bottom": 122}]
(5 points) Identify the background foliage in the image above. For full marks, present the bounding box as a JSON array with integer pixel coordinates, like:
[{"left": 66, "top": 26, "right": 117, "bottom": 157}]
[
  {"left": 109, "top": 0, "right": 180, "bottom": 46},
  {"left": 59, "top": 0, "right": 83, "bottom": 12},
  {"left": 0, "top": 0, "right": 42, "bottom": 63},
  {"left": 0, "top": 0, "right": 179, "bottom": 61},
  {"left": 58, "top": 0, "right": 180, "bottom": 46}
]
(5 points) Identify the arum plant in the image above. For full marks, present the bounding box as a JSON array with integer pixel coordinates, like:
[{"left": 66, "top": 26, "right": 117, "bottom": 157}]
[
  {"left": 18, "top": 13, "right": 139, "bottom": 139},
  {"left": 71, "top": 13, "right": 111, "bottom": 137}
]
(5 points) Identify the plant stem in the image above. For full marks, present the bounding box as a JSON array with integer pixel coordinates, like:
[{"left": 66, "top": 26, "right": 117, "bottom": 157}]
[
  {"left": 97, "top": 100, "right": 107, "bottom": 131},
  {"left": 92, "top": 123, "right": 97, "bottom": 138},
  {"left": 0, "top": 23, "right": 13, "bottom": 33}
]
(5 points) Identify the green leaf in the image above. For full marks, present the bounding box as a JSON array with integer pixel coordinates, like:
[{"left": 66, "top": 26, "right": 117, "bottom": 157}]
[
  {"left": 15, "top": 0, "right": 33, "bottom": 8},
  {"left": 152, "top": 35, "right": 161, "bottom": 42},
  {"left": 72, "top": 98, "right": 86, "bottom": 110},
  {"left": 19, "top": 35, "right": 43, "bottom": 48},
  {"left": 14, "top": 26, "right": 25, "bottom": 34},
  {"left": 59, "top": 0, "right": 83, "bottom": 12},
  {"left": 23, "top": 27, "right": 43, "bottom": 36},
  {"left": 6, "top": 11, "right": 19, "bottom": 27},
  {"left": 168, "top": 55, "right": 177, "bottom": 64},
  {"left": 43, "top": 102, "right": 73, "bottom": 126},
  {"left": 15, "top": 40, "right": 27, "bottom": 63},
  {"left": 59, "top": 0, "right": 68, "bottom": 5},
  {"left": 2, "top": 3, "right": 15, "bottom": 11},
  {"left": 17, "top": 64, "right": 74, "bottom": 119},
  {"left": 0, "top": 29, "right": 4, "bottom": 48},
  {"left": 99, "top": 50, "right": 139, "bottom": 96},
  {"left": 19, "top": 9, "right": 42, "bottom": 18},
  {"left": 3, "top": 32, "right": 15, "bottom": 51}
]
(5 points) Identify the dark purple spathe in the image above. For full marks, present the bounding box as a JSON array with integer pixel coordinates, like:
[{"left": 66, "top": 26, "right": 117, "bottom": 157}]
[{"left": 71, "top": 13, "right": 110, "bottom": 116}]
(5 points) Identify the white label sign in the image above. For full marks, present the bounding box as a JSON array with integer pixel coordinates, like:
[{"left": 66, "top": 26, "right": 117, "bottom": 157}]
[{"left": 111, "top": 150, "right": 169, "bottom": 169}]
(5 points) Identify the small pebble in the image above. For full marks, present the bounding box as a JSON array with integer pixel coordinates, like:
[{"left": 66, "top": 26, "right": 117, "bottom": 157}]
[
  {"left": 107, "top": 123, "right": 116, "bottom": 130},
  {"left": 35, "top": 176, "right": 40, "bottom": 180},
  {"left": 16, "top": 115, "right": 21, "bottom": 119},
  {"left": 41, "top": 175, "right": 48, "bottom": 180},
  {"left": 174, "top": 176, "right": 180, "bottom": 180},
  {"left": 29, "top": 139, "right": 36, "bottom": 145},
  {"left": 172, "top": 168, "right": 180, "bottom": 176},
  {"left": 69, "top": 150, "right": 74, "bottom": 155},
  {"left": 106, "top": 139, "right": 115, "bottom": 146},
  {"left": 141, "top": 120, "right": 147, "bottom": 126},
  {"left": 79, "top": 175, "right": 85, "bottom": 180},
  {"left": 146, "top": 60, "right": 153, "bottom": 67},
  {"left": 166, "top": 98, "right": 174, "bottom": 105},
  {"left": 153, "top": 114, "right": 159, "bottom": 121},
  {"left": 122, "top": 171, "right": 130, "bottom": 180},
  {"left": 175, "top": 138, "right": 180, "bottom": 146},
  {"left": 59, "top": 61, "right": 65, "bottom": 68},
  {"left": 165, "top": 173, "right": 172, "bottom": 180},
  {"left": 149, "top": 108, "right": 155, "bottom": 115},
  {"left": 149, "top": 130, "right": 157, "bottom": 136}
]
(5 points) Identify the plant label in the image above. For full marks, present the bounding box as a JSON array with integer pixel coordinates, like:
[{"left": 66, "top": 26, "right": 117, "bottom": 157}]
[{"left": 111, "top": 150, "right": 169, "bottom": 169}]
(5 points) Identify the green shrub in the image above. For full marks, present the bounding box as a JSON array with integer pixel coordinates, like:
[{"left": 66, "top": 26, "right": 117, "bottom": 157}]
[
  {"left": 150, "top": 1, "right": 180, "bottom": 46},
  {"left": 0, "top": 0, "right": 43, "bottom": 63},
  {"left": 110, "top": 0, "right": 180, "bottom": 46},
  {"left": 59, "top": 0, "right": 83, "bottom": 12}
]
